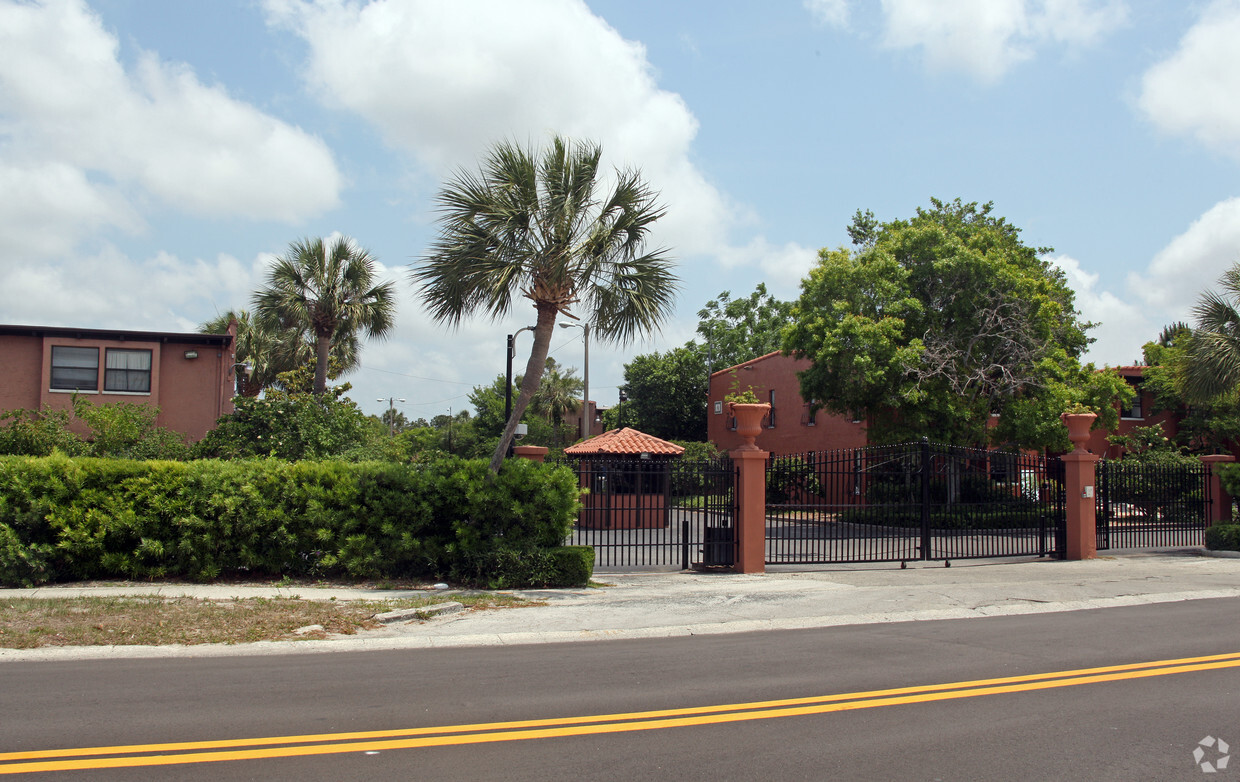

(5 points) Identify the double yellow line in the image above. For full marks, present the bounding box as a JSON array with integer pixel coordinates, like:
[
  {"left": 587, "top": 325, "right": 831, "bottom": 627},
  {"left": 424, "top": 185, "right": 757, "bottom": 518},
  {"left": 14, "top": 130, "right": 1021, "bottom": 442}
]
[{"left": 5, "top": 650, "right": 1240, "bottom": 774}]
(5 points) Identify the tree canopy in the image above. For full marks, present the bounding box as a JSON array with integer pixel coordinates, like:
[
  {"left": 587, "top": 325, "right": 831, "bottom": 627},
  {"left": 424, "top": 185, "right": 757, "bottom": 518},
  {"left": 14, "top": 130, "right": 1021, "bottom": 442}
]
[
  {"left": 783, "top": 198, "right": 1127, "bottom": 448},
  {"left": 413, "top": 135, "right": 678, "bottom": 471},
  {"left": 1141, "top": 322, "right": 1240, "bottom": 453},
  {"left": 618, "top": 345, "right": 709, "bottom": 441},
  {"left": 696, "top": 283, "right": 793, "bottom": 372},
  {"left": 1183, "top": 263, "right": 1240, "bottom": 402},
  {"left": 253, "top": 236, "right": 396, "bottom": 396}
]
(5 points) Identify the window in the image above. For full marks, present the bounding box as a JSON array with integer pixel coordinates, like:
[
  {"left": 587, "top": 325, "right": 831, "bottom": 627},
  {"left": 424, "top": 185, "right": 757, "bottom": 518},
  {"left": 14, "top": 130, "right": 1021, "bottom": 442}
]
[
  {"left": 104, "top": 349, "right": 152, "bottom": 393},
  {"left": 1120, "top": 378, "right": 1143, "bottom": 419},
  {"left": 714, "top": 401, "right": 723, "bottom": 415},
  {"left": 766, "top": 390, "right": 776, "bottom": 428},
  {"left": 50, "top": 346, "right": 98, "bottom": 391}
]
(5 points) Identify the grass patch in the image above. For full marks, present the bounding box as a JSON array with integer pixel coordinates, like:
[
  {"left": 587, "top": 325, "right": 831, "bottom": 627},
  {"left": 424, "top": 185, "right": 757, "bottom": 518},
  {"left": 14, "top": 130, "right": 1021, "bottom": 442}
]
[{"left": 0, "top": 593, "right": 537, "bottom": 649}]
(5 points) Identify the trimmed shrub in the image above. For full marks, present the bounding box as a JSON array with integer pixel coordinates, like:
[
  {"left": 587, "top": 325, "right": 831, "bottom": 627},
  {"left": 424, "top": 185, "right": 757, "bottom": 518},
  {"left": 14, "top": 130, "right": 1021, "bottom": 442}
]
[
  {"left": 0, "top": 454, "right": 581, "bottom": 587},
  {"left": 1206, "top": 524, "right": 1240, "bottom": 552},
  {"left": 548, "top": 546, "right": 595, "bottom": 587}
]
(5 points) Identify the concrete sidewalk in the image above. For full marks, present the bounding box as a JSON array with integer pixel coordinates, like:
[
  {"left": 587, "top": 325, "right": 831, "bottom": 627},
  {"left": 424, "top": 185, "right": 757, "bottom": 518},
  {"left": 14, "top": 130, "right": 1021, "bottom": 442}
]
[{"left": 3, "top": 549, "right": 1240, "bottom": 662}]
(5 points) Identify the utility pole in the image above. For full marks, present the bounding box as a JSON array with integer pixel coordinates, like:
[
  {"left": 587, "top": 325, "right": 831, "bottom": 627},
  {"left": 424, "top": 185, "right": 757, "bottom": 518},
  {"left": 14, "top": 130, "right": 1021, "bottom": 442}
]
[
  {"left": 560, "top": 322, "right": 590, "bottom": 440},
  {"left": 377, "top": 397, "right": 405, "bottom": 436}
]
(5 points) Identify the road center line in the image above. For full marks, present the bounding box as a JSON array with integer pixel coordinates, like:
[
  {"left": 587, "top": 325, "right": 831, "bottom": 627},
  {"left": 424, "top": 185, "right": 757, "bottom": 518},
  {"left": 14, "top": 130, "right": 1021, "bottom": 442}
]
[{"left": 4, "top": 650, "right": 1240, "bottom": 774}]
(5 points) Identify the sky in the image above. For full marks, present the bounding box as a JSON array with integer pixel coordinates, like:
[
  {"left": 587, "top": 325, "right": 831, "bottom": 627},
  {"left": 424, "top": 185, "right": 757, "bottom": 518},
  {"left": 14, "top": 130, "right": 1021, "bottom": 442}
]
[{"left": 2, "top": 0, "right": 1239, "bottom": 423}]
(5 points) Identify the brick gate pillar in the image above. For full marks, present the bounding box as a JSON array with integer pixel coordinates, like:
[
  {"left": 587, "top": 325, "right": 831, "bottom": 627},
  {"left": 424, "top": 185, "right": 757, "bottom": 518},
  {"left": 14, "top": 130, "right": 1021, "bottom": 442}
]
[
  {"left": 1200, "top": 454, "right": 1236, "bottom": 526},
  {"left": 1061, "top": 412, "right": 1099, "bottom": 561},
  {"left": 731, "top": 449, "right": 768, "bottom": 574}
]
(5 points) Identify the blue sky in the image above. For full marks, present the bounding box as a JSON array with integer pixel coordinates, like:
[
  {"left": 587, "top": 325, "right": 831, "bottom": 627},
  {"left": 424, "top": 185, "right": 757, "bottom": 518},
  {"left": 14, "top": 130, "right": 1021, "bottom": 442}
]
[{"left": 2, "top": 0, "right": 1239, "bottom": 422}]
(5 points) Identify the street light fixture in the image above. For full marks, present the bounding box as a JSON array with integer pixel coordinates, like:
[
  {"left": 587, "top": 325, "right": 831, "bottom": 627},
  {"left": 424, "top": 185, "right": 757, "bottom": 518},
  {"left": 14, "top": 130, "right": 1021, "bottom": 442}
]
[
  {"left": 559, "top": 322, "right": 590, "bottom": 441},
  {"left": 377, "top": 396, "right": 406, "bottom": 436},
  {"left": 505, "top": 326, "right": 535, "bottom": 457}
]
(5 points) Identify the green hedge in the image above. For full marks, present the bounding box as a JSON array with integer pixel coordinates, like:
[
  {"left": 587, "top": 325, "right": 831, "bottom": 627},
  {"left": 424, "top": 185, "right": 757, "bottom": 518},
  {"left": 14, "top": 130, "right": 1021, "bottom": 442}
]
[
  {"left": 0, "top": 454, "right": 583, "bottom": 587},
  {"left": 1206, "top": 524, "right": 1240, "bottom": 552}
]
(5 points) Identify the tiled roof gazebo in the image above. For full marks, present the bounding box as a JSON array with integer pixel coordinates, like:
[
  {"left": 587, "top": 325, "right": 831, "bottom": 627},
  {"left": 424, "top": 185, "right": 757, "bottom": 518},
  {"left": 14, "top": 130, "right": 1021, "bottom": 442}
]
[{"left": 564, "top": 428, "right": 684, "bottom": 529}]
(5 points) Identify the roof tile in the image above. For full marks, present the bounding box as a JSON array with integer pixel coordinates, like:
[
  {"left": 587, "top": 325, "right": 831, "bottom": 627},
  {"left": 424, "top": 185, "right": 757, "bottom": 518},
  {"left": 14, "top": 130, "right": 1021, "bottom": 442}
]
[{"left": 563, "top": 428, "right": 685, "bottom": 456}]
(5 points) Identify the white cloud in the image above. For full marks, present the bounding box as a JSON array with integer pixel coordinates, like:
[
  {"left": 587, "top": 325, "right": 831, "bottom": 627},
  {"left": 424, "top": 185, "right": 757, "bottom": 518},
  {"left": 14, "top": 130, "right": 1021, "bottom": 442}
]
[
  {"left": 1138, "top": 0, "right": 1240, "bottom": 158},
  {"left": 263, "top": 0, "right": 764, "bottom": 267},
  {"left": 805, "top": 0, "right": 849, "bottom": 28},
  {"left": 1128, "top": 197, "right": 1240, "bottom": 315},
  {"left": 1051, "top": 254, "right": 1148, "bottom": 365},
  {"left": 0, "top": 162, "right": 141, "bottom": 258},
  {"left": 878, "top": 0, "right": 1127, "bottom": 84},
  {"left": 0, "top": 244, "right": 261, "bottom": 331},
  {"left": 0, "top": 0, "right": 343, "bottom": 243}
]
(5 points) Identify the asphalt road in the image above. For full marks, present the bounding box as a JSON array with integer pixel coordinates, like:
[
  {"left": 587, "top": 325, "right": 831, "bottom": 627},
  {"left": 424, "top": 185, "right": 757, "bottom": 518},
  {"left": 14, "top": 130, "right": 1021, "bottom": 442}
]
[{"left": 3, "top": 598, "right": 1240, "bottom": 780}]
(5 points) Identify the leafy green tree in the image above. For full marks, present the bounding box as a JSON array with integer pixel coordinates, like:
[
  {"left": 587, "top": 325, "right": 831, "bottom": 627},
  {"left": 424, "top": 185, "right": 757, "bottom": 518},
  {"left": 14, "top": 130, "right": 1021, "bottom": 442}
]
[
  {"left": 1184, "top": 263, "right": 1240, "bottom": 402},
  {"left": 620, "top": 345, "right": 709, "bottom": 441},
  {"left": 193, "top": 393, "right": 374, "bottom": 460},
  {"left": 413, "top": 135, "right": 678, "bottom": 471},
  {"left": 254, "top": 236, "right": 397, "bottom": 396},
  {"left": 784, "top": 198, "right": 1123, "bottom": 449},
  {"left": 696, "top": 283, "right": 794, "bottom": 372},
  {"left": 1141, "top": 324, "right": 1240, "bottom": 453}
]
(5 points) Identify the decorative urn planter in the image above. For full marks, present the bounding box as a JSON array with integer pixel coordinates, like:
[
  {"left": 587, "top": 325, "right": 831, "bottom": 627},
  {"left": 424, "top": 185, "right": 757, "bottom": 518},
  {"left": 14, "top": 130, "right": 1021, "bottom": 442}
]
[
  {"left": 1060, "top": 412, "right": 1097, "bottom": 452},
  {"left": 728, "top": 402, "right": 771, "bottom": 451}
]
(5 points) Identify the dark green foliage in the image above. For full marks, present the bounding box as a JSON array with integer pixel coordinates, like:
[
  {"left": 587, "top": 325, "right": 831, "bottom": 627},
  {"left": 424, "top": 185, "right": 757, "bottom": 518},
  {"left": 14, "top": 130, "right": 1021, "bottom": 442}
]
[
  {"left": 0, "top": 400, "right": 190, "bottom": 460},
  {"left": 1206, "top": 524, "right": 1240, "bottom": 552},
  {"left": 696, "top": 283, "right": 794, "bottom": 371},
  {"left": 0, "top": 408, "right": 84, "bottom": 457},
  {"left": 548, "top": 546, "right": 595, "bottom": 586},
  {"left": 449, "top": 545, "right": 594, "bottom": 589},
  {"left": 193, "top": 393, "right": 374, "bottom": 460},
  {"left": 767, "top": 456, "right": 822, "bottom": 504},
  {"left": 0, "top": 455, "right": 581, "bottom": 587},
  {"left": 619, "top": 345, "right": 709, "bottom": 441}
]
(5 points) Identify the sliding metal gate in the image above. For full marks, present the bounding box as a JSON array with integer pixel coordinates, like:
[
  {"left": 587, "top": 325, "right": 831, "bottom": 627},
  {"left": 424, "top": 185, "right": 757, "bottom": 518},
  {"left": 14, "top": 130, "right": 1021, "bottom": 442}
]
[
  {"left": 1096, "top": 459, "right": 1208, "bottom": 550},
  {"left": 563, "top": 457, "right": 736, "bottom": 569},
  {"left": 765, "top": 440, "right": 1065, "bottom": 565}
]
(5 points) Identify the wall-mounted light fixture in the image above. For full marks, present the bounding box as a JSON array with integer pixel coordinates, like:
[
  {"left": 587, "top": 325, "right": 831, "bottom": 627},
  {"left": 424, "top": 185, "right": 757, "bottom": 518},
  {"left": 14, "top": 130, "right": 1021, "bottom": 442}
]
[{"left": 183, "top": 350, "right": 199, "bottom": 360}]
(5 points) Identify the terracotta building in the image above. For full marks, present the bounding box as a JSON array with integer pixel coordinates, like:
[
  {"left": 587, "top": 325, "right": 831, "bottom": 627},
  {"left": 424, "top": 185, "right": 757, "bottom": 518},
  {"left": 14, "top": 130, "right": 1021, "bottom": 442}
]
[
  {"left": 0, "top": 323, "right": 238, "bottom": 442},
  {"left": 707, "top": 352, "right": 867, "bottom": 455},
  {"left": 709, "top": 352, "right": 1173, "bottom": 456}
]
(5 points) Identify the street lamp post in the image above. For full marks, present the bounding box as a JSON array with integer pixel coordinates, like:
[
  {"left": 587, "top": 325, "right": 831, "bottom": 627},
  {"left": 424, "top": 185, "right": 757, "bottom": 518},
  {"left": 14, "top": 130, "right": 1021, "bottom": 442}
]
[
  {"left": 505, "top": 326, "right": 535, "bottom": 457},
  {"left": 559, "top": 322, "right": 590, "bottom": 441},
  {"left": 377, "top": 397, "right": 406, "bottom": 436}
]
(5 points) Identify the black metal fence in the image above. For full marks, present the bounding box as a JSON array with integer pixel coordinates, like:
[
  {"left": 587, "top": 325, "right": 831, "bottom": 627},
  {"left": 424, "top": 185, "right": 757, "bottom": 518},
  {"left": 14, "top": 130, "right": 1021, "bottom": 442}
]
[
  {"left": 765, "top": 440, "right": 1065, "bottom": 565},
  {"left": 1096, "top": 459, "right": 1209, "bottom": 549},
  {"left": 560, "top": 457, "right": 736, "bottom": 569}
]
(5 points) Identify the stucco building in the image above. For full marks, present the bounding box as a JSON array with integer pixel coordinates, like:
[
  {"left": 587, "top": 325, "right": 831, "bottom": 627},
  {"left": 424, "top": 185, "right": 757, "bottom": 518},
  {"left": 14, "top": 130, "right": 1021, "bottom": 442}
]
[
  {"left": 708, "top": 352, "right": 1173, "bottom": 456},
  {"left": 0, "top": 323, "right": 238, "bottom": 442}
]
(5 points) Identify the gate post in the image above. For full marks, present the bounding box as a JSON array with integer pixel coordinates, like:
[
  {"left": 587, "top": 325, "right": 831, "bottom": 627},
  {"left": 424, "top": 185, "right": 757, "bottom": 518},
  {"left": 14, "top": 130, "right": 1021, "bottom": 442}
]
[
  {"left": 1061, "top": 412, "right": 1099, "bottom": 560},
  {"left": 730, "top": 448, "right": 769, "bottom": 574},
  {"left": 1201, "top": 454, "right": 1236, "bottom": 526}
]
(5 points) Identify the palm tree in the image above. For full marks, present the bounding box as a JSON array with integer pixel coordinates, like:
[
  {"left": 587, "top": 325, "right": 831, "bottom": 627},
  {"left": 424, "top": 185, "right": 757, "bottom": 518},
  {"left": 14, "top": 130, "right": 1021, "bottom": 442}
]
[
  {"left": 413, "top": 136, "right": 678, "bottom": 471},
  {"left": 200, "top": 309, "right": 304, "bottom": 397},
  {"left": 253, "top": 237, "right": 397, "bottom": 396},
  {"left": 531, "top": 358, "right": 585, "bottom": 446},
  {"left": 1185, "top": 264, "right": 1240, "bottom": 402}
]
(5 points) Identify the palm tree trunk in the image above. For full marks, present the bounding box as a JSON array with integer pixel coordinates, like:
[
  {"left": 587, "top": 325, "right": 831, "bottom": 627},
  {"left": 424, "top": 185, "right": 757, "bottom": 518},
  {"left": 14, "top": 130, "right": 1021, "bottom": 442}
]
[
  {"left": 314, "top": 332, "right": 330, "bottom": 395},
  {"left": 490, "top": 304, "right": 558, "bottom": 472}
]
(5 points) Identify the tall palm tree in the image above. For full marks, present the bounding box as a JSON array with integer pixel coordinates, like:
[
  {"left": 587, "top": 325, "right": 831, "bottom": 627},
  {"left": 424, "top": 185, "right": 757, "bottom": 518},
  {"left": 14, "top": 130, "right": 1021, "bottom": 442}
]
[
  {"left": 253, "top": 236, "right": 397, "bottom": 396},
  {"left": 1185, "top": 263, "right": 1240, "bottom": 402},
  {"left": 413, "top": 136, "right": 678, "bottom": 471}
]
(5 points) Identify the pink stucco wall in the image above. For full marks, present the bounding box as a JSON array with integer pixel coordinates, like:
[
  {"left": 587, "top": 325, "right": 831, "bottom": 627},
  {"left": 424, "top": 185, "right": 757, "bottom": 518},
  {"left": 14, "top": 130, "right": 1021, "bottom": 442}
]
[{"left": 707, "top": 352, "right": 868, "bottom": 455}]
